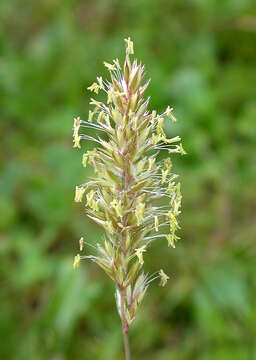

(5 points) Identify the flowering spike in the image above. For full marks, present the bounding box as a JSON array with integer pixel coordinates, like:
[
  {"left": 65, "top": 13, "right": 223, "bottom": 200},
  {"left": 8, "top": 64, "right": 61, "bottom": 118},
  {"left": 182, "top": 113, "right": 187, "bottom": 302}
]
[{"left": 71, "top": 38, "right": 184, "bottom": 337}]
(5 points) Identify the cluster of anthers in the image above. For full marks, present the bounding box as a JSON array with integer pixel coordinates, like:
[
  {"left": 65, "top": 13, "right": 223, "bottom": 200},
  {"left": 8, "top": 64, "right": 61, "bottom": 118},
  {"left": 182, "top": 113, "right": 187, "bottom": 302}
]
[{"left": 72, "top": 38, "right": 185, "bottom": 331}]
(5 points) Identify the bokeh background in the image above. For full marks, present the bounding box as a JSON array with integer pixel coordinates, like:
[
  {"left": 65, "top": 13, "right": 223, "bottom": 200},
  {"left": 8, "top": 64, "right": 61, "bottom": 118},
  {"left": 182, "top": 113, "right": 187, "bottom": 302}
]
[{"left": 1, "top": 1, "right": 256, "bottom": 359}]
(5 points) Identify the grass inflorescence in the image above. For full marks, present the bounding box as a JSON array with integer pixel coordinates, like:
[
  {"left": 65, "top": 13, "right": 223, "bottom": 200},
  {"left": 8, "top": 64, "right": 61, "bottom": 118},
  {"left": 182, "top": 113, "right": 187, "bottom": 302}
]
[{"left": 72, "top": 37, "right": 185, "bottom": 359}]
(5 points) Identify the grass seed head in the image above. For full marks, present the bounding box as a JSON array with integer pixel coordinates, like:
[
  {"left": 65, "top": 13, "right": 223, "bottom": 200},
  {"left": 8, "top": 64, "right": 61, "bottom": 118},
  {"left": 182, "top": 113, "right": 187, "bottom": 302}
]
[{"left": 72, "top": 37, "right": 184, "bottom": 327}]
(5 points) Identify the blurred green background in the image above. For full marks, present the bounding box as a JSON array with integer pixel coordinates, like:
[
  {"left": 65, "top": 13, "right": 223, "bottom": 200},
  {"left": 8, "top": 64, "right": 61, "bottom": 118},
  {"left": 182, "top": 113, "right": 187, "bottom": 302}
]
[{"left": 1, "top": 0, "right": 256, "bottom": 359}]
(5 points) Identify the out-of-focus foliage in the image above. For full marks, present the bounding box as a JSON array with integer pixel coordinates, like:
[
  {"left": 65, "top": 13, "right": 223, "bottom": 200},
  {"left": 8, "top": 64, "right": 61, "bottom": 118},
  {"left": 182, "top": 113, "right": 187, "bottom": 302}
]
[{"left": 1, "top": 0, "right": 256, "bottom": 359}]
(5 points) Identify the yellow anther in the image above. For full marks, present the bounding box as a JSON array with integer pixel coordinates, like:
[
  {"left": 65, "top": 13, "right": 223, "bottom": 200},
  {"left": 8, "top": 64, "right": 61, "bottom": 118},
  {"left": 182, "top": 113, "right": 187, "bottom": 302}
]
[
  {"left": 166, "top": 106, "right": 176, "bottom": 122},
  {"left": 107, "top": 88, "right": 114, "bottom": 104},
  {"left": 87, "top": 82, "right": 100, "bottom": 94},
  {"left": 163, "top": 135, "right": 181, "bottom": 144},
  {"left": 97, "top": 76, "right": 104, "bottom": 89},
  {"left": 168, "top": 181, "right": 175, "bottom": 195},
  {"left": 161, "top": 134, "right": 176, "bottom": 144},
  {"left": 166, "top": 211, "right": 179, "bottom": 232},
  {"left": 74, "top": 186, "right": 85, "bottom": 202},
  {"left": 103, "top": 61, "right": 116, "bottom": 71},
  {"left": 73, "top": 116, "right": 81, "bottom": 129},
  {"left": 73, "top": 127, "right": 78, "bottom": 139},
  {"left": 177, "top": 143, "right": 187, "bottom": 155},
  {"left": 166, "top": 211, "right": 175, "bottom": 226},
  {"left": 168, "top": 143, "right": 187, "bottom": 155},
  {"left": 73, "top": 117, "right": 81, "bottom": 146},
  {"left": 159, "top": 269, "right": 169, "bottom": 286},
  {"left": 97, "top": 111, "right": 104, "bottom": 122},
  {"left": 90, "top": 98, "right": 102, "bottom": 108},
  {"left": 156, "top": 117, "right": 165, "bottom": 136},
  {"left": 82, "top": 153, "right": 88, "bottom": 167},
  {"left": 173, "top": 195, "right": 181, "bottom": 215},
  {"left": 86, "top": 190, "right": 95, "bottom": 207},
  {"left": 73, "top": 134, "right": 81, "bottom": 148},
  {"left": 113, "top": 58, "right": 121, "bottom": 69},
  {"left": 135, "top": 245, "right": 146, "bottom": 265},
  {"left": 79, "top": 237, "right": 84, "bottom": 251},
  {"left": 161, "top": 169, "right": 169, "bottom": 184},
  {"left": 91, "top": 199, "right": 99, "bottom": 212},
  {"left": 88, "top": 110, "right": 94, "bottom": 122},
  {"left": 87, "top": 149, "right": 97, "bottom": 164},
  {"left": 154, "top": 216, "right": 159, "bottom": 232},
  {"left": 135, "top": 202, "right": 145, "bottom": 226},
  {"left": 166, "top": 234, "right": 175, "bottom": 248},
  {"left": 73, "top": 254, "right": 80, "bottom": 269},
  {"left": 124, "top": 37, "right": 134, "bottom": 55}
]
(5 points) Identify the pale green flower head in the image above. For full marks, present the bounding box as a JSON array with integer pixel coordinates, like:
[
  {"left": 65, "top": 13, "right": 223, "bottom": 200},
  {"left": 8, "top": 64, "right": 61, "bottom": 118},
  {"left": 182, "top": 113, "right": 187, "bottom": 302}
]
[{"left": 72, "top": 37, "right": 184, "bottom": 327}]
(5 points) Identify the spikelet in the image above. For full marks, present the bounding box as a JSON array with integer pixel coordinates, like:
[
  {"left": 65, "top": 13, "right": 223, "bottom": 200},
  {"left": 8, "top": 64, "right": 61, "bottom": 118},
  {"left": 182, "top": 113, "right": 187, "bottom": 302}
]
[{"left": 72, "top": 38, "right": 184, "bottom": 331}]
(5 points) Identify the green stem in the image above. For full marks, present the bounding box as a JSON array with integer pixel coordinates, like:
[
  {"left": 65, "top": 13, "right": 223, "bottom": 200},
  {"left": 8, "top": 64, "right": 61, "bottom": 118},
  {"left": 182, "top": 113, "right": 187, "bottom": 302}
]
[
  {"left": 120, "top": 288, "right": 131, "bottom": 360},
  {"left": 123, "top": 328, "right": 131, "bottom": 360}
]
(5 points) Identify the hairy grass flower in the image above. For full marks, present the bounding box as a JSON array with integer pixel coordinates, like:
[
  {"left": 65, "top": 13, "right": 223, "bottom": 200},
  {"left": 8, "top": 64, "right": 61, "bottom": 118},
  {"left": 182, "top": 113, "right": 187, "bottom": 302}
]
[{"left": 72, "top": 37, "right": 185, "bottom": 359}]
